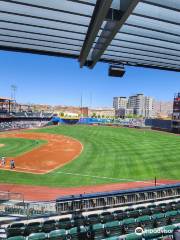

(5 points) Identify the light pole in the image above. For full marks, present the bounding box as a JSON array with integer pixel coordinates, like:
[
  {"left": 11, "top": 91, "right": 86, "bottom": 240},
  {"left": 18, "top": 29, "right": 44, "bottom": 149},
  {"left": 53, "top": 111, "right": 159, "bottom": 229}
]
[{"left": 11, "top": 85, "right": 17, "bottom": 112}]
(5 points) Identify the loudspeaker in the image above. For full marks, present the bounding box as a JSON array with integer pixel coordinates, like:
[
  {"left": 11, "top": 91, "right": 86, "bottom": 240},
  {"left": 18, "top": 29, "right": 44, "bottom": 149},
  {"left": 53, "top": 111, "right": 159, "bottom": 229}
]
[{"left": 108, "top": 65, "right": 125, "bottom": 77}]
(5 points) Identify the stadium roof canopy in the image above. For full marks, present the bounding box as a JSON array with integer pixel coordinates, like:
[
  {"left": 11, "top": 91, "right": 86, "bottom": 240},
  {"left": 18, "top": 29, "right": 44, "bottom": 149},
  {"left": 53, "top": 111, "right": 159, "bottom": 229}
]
[
  {"left": 0, "top": 97, "right": 12, "bottom": 101},
  {"left": 0, "top": 0, "right": 180, "bottom": 73}
]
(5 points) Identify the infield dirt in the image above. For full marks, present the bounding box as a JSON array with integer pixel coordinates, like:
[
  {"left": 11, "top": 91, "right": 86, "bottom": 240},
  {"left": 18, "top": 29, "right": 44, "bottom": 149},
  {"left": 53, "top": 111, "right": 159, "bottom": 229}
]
[{"left": 0, "top": 132, "right": 83, "bottom": 174}]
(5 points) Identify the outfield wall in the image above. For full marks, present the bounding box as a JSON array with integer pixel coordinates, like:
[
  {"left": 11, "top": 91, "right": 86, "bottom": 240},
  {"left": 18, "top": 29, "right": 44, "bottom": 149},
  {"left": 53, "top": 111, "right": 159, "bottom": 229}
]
[
  {"left": 51, "top": 117, "right": 173, "bottom": 133},
  {"left": 51, "top": 117, "right": 113, "bottom": 125},
  {"left": 145, "top": 119, "right": 172, "bottom": 131},
  {"left": 79, "top": 117, "right": 112, "bottom": 124}
]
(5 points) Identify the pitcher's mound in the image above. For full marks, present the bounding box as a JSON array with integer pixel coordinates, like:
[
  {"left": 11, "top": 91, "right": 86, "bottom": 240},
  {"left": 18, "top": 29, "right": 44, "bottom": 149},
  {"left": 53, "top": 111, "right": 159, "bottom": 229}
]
[{"left": 0, "top": 144, "right": 5, "bottom": 148}]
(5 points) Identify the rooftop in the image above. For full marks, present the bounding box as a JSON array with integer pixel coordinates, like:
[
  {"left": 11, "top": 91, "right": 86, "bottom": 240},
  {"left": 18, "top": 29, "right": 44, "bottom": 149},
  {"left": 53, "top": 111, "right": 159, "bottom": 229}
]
[{"left": 0, "top": 0, "right": 179, "bottom": 74}]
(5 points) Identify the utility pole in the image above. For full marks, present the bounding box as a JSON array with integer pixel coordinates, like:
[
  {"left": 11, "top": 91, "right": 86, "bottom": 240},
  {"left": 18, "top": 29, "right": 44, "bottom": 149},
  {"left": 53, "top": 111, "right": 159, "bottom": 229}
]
[
  {"left": 90, "top": 92, "right": 93, "bottom": 108},
  {"left": 80, "top": 94, "right": 83, "bottom": 117}
]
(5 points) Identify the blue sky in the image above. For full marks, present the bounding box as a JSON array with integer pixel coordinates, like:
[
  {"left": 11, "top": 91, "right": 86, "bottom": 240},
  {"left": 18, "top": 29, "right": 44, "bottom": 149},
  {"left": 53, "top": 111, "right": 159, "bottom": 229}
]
[{"left": 0, "top": 51, "right": 179, "bottom": 107}]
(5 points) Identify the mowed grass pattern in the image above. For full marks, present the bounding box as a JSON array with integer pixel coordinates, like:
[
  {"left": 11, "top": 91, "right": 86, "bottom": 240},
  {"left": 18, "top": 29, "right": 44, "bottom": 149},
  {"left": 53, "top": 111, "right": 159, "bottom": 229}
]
[{"left": 0, "top": 125, "right": 179, "bottom": 187}]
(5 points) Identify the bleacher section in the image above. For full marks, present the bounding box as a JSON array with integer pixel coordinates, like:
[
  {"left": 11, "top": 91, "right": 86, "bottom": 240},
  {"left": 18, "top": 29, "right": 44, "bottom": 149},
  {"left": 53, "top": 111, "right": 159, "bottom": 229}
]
[
  {"left": 0, "top": 120, "right": 49, "bottom": 131},
  {"left": 13, "top": 112, "right": 27, "bottom": 118},
  {"left": 12, "top": 111, "right": 53, "bottom": 119},
  {"left": 2, "top": 198, "right": 180, "bottom": 239},
  {"left": 0, "top": 184, "right": 179, "bottom": 239},
  {"left": 0, "top": 111, "right": 53, "bottom": 131}
]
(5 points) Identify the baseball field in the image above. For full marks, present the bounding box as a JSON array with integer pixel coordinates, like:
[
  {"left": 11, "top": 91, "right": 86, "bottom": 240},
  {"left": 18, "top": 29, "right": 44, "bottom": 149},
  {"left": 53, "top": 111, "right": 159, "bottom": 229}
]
[{"left": 0, "top": 125, "right": 179, "bottom": 190}]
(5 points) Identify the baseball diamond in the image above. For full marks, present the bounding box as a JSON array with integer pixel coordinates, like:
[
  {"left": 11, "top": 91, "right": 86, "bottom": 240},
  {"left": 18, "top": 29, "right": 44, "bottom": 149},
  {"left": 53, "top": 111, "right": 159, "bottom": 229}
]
[{"left": 0, "top": 125, "right": 179, "bottom": 189}]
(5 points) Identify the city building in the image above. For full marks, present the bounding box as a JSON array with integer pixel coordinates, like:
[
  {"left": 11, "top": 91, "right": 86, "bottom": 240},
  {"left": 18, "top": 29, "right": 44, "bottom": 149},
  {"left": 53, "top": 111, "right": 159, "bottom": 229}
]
[
  {"left": 89, "top": 108, "right": 115, "bottom": 118},
  {"left": 115, "top": 108, "right": 134, "bottom": 118},
  {"left": 128, "top": 94, "right": 146, "bottom": 116},
  {"left": 113, "top": 97, "right": 128, "bottom": 110},
  {"left": 172, "top": 93, "right": 180, "bottom": 133},
  {"left": 114, "top": 94, "right": 154, "bottom": 118},
  {"left": 145, "top": 96, "right": 154, "bottom": 118},
  {"left": 0, "top": 97, "right": 13, "bottom": 114}
]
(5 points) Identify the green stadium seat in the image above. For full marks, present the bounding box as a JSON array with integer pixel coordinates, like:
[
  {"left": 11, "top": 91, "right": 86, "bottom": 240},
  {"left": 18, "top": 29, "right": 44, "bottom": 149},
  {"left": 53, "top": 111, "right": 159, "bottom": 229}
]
[
  {"left": 92, "top": 223, "right": 105, "bottom": 239},
  {"left": 66, "top": 226, "right": 88, "bottom": 240},
  {"left": 170, "top": 202, "right": 178, "bottom": 211},
  {"left": 57, "top": 217, "right": 73, "bottom": 230},
  {"left": 113, "top": 210, "right": 128, "bottom": 221},
  {"left": 24, "top": 222, "right": 42, "bottom": 236},
  {"left": 159, "top": 203, "right": 173, "bottom": 212},
  {"left": 42, "top": 219, "right": 56, "bottom": 233},
  {"left": 165, "top": 210, "right": 178, "bottom": 225},
  {"left": 104, "top": 221, "right": 122, "bottom": 238},
  {"left": 165, "top": 210, "right": 180, "bottom": 224},
  {"left": 143, "top": 230, "right": 163, "bottom": 240},
  {"left": 174, "top": 201, "right": 180, "bottom": 210},
  {"left": 162, "top": 224, "right": 176, "bottom": 238},
  {"left": 122, "top": 218, "right": 138, "bottom": 234},
  {"left": 7, "top": 222, "right": 25, "bottom": 237},
  {"left": 66, "top": 227, "right": 78, "bottom": 240},
  {"left": 103, "top": 237, "right": 119, "bottom": 240},
  {"left": 125, "top": 233, "right": 143, "bottom": 240},
  {"left": 126, "top": 208, "right": 135, "bottom": 211},
  {"left": 137, "top": 215, "right": 154, "bottom": 229},
  {"left": 78, "top": 226, "right": 89, "bottom": 239},
  {"left": 49, "top": 229, "right": 66, "bottom": 240},
  {"left": 87, "top": 213, "right": 100, "bottom": 225},
  {"left": 152, "top": 213, "right": 167, "bottom": 228},
  {"left": 126, "top": 209, "right": 141, "bottom": 218},
  {"left": 7, "top": 237, "right": 25, "bottom": 240},
  {"left": 148, "top": 204, "right": 162, "bottom": 214},
  {"left": 100, "top": 211, "right": 114, "bottom": 223},
  {"left": 136, "top": 206, "right": 151, "bottom": 216},
  {"left": 73, "top": 215, "right": 86, "bottom": 226},
  {"left": 27, "top": 232, "right": 47, "bottom": 240}
]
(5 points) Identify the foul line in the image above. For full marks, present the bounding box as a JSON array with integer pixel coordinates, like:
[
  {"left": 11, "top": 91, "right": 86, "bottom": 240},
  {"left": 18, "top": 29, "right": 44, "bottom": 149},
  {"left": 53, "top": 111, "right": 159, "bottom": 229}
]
[{"left": 54, "top": 171, "right": 165, "bottom": 186}]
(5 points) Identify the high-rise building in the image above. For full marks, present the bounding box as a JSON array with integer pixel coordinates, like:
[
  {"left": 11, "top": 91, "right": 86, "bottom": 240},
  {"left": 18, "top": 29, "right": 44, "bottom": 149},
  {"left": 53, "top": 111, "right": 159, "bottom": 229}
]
[
  {"left": 114, "top": 94, "right": 153, "bottom": 118},
  {"left": 129, "top": 94, "right": 145, "bottom": 116},
  {"left": 145, "top": 96, "right": 154, "bottom": 118},
  {"left": 172, "top": 93, "right": 180, "bottom": 133},
  {"left": 113, "top": 97, "right": 128, "bottom": 110}
]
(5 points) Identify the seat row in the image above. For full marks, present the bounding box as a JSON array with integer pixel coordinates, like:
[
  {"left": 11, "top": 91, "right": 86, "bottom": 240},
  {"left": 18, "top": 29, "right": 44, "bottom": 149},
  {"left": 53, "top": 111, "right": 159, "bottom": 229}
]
[
  {"left": 7, "top": 224, "right": 180, "bottom": 240},
  {"left": 6, "top": 209, "right": 180, "bottom": 238}
]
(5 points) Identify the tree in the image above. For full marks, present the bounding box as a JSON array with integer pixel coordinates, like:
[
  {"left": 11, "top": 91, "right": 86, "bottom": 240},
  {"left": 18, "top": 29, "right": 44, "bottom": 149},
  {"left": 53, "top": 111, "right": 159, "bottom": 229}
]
[
  {"left": 60, "top": 112, "right": 64, "bottom": 117},
  {"left": 92, "top": 112, "right": 97, "bottom": 118},
  {"left": 126, "top": 114, "right": 134, "bottom": 118}
]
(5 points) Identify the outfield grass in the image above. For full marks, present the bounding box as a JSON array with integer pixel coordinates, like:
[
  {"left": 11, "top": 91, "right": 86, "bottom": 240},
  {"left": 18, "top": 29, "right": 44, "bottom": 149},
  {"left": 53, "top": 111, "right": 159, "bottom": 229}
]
[{"left": 0, "top": 125, "right": 179, "bottom": 187}]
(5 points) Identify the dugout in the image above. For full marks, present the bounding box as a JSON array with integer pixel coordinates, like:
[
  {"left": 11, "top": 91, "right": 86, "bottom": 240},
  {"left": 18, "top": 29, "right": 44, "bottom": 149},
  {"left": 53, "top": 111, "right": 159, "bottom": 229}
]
[{"left": 56, "top": 183, "right": 180, "bottom": 214}]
